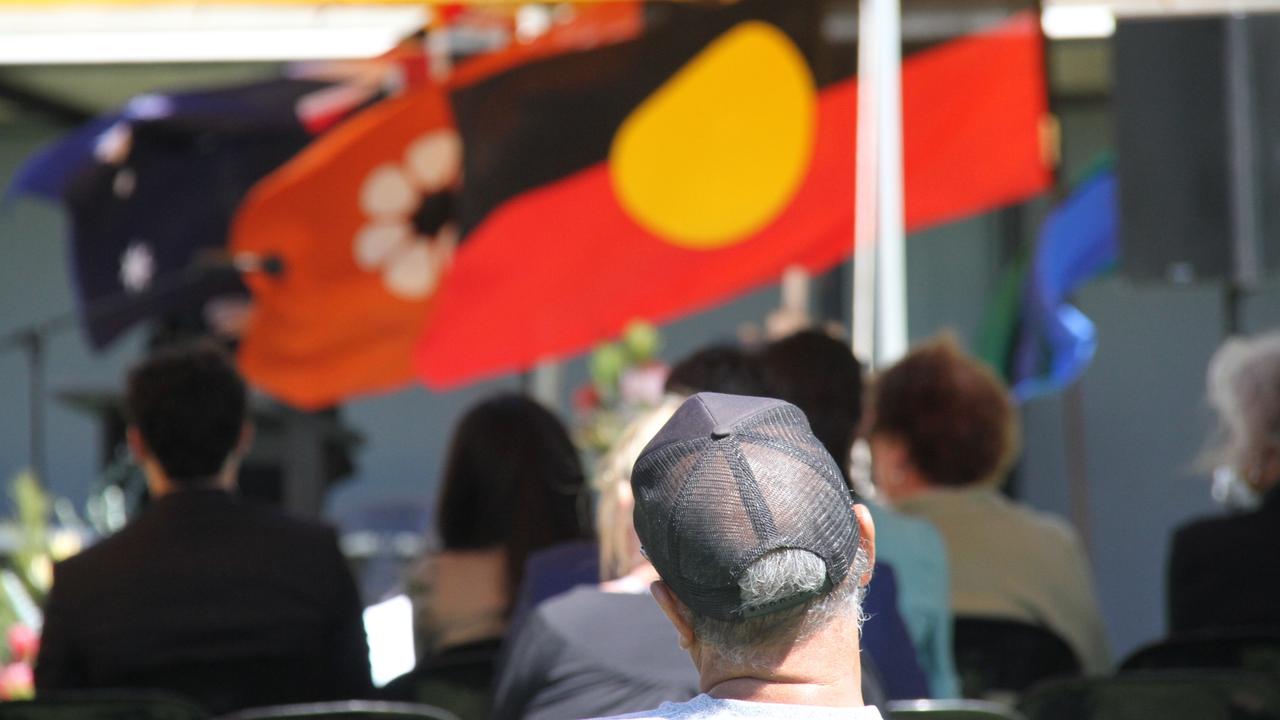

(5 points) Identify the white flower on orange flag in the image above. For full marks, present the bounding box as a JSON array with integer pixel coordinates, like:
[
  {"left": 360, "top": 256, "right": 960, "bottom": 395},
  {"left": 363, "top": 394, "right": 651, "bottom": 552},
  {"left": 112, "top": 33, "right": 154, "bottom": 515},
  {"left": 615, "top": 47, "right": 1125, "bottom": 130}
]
[{"left": 354, "top": 130, "right": 462, "bottom": 301}]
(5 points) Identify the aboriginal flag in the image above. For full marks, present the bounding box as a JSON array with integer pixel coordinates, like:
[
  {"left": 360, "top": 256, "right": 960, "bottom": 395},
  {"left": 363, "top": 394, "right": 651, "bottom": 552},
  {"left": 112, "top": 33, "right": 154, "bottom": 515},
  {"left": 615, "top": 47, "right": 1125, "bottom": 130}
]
[{"left": 415, "top": 0, "right": 1052, "bottom": 387}]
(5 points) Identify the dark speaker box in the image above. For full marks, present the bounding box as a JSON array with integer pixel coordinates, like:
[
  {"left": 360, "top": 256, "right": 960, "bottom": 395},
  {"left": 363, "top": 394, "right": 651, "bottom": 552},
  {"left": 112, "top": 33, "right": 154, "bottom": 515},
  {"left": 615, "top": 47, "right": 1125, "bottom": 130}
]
[{"left": 1114, "top": 14, "right": 1280, "bottom": 284}]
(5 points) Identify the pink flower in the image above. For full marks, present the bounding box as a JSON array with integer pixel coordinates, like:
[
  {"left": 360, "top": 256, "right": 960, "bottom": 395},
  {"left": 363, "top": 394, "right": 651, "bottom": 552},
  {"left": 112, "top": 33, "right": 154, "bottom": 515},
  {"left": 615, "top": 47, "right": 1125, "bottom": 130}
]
[
  {"left": 573, "top": 385, "right": 602, "bottom": 414},
  {"left": 619, "top": 363, "right": 669, "bottom": 407},
  {"left": 0, "top": 662, "right": 33, "bottom": 700},
  {"left": 7, "top": 625, "right": 37, "bottom": 664}
]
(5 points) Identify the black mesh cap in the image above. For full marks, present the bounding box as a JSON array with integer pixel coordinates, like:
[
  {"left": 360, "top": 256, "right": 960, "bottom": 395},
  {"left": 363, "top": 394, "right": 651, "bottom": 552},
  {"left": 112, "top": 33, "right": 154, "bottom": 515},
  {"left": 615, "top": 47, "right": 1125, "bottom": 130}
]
[{"left": 631, "top": 392, "right": 860, "bottom": 621}]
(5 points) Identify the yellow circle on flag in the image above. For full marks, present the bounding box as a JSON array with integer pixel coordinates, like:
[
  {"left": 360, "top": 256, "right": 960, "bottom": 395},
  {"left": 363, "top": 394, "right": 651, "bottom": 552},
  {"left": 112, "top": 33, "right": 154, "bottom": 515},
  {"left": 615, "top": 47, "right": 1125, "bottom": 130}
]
[{"left": 609, "top": 21, "right": 817, "bottom": 251}]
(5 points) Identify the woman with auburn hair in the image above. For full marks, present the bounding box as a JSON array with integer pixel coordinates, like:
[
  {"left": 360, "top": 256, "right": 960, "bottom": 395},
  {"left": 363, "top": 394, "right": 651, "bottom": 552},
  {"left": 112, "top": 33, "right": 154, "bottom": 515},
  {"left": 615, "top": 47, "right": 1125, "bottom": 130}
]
[{"left": 868, "top": 335, "right": 1110, "bottom": 674}]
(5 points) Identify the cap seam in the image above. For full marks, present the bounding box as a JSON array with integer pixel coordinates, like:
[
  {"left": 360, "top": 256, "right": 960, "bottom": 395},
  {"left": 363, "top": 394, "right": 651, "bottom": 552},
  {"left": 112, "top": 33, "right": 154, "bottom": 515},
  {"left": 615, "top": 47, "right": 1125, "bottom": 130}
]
[
  {"left": 734, "top": 432, "right": 850, "bottom": 496},
  {"left": 726, "top": 437, "right": 779, "bottom": 552},
  {"left": 665, "top": 438, "right": 716, "bottom": 592},
  {"left": 704, "top": 397, "right": 788, "bottom": 433}
]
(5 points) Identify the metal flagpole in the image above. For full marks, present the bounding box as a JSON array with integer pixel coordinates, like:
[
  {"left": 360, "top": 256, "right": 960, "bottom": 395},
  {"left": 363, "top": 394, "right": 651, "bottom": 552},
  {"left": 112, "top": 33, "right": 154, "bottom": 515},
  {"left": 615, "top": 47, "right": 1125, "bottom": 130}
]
[
  {"left": 852, "top": 0, "right": 907, "bottom": 369},
  {"left": 852, "top": 0, "right": 879, "bottom": 366},
  {"left": 872, "top": 0, "right": 907, "bottom": 366}
]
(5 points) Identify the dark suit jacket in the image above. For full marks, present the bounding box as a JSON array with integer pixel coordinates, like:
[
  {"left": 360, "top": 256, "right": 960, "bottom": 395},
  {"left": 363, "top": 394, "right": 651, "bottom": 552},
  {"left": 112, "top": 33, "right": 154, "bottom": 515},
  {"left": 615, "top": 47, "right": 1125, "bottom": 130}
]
[
  {"left": 1168, "top": 487, "right": 1280, "bottom": 635},
  {"left": 35, "top": 489, "right": 373, "bottom": 713}
]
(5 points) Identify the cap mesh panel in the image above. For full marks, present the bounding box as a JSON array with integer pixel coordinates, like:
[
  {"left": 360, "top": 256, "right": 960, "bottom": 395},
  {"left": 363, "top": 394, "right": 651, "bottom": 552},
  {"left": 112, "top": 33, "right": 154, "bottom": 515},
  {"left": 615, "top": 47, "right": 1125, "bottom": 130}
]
[{"left": 632, "top": 400, "right": 860, "bottom": 620}]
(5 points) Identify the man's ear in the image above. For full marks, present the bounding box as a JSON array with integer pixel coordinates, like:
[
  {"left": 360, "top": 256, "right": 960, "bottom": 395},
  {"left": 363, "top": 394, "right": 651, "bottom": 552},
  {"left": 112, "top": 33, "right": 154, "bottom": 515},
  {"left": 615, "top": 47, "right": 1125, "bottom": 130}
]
[
  {"left": 650, "top": 581, "right": 695, "bottom": 650},
  {"left": 852, "top": 503, "right": 876, "bottom": 587},
  {"left": 126, "top": 426, "right": 150, "bottom": 464}
]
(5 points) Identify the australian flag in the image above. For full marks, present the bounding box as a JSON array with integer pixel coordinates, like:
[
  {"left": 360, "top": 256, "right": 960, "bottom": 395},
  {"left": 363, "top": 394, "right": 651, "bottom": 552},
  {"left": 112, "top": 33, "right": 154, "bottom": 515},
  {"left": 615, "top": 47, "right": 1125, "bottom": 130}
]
[{"left": 9, "top": 79, "right": 357, "bottom": 348}]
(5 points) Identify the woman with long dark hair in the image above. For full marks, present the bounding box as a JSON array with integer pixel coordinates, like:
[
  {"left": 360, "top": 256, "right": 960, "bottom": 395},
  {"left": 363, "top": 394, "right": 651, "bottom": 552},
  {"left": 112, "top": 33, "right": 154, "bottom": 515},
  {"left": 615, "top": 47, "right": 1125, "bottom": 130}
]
[{"left": 382, "top": 394, "right": 590, "bottom": 718}]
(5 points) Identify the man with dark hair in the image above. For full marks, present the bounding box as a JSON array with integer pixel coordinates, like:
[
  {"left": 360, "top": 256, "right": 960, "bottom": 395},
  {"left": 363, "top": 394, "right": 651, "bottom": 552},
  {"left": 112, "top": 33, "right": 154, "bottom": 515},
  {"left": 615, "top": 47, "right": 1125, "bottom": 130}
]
[
  {"left": 759, "top": 330, "right": 863, "bottom": 477},
  {"left": 592, "top": 393, "right": 883, "bottom": 719},
  {"left": 664, "top": 344, "right": 768, "bottom": 398},
  {"left": 124, "top": 340, "right": 251, "bottom": 485},
  {"left": 35, "top": 342, "right": 372, "bottom": 713}
]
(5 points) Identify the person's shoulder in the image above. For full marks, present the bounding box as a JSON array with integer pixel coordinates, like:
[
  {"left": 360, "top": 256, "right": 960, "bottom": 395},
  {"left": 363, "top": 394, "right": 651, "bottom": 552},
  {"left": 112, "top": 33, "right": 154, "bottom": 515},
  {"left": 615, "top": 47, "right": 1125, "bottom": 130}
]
[
  {"left": 53, "top": 517, "right": 151, "bottom": 579},
  {"left": 868, "top": 501, "right": 945, "bottom": 548},
  {"left": 1170, "top": 506, "right": 1275, "bottom": 560},
  {"left": 535, "top": 586, "right": 627, "bottom": 633},
  {"left": 52, "top": 538, "right": 110, "bottom": 584},
  {"left": 230, "top": 500, "right": 341, "bottom": 542},
  {"left": 191, "top": 501, "right": 345, "bottom": 573},
  {"left": 581, "top": 696, "right": 696, "bottom": 720},
  {"left": 992, "top": 495, "right": 1082, "bottom": 546},
  {"left": 709, "top": 698, "right": 884, "bottom": 719},
  {"left": 1173, "top": 511, "right": 1226, "bottom": 544},
  {"left": 1174, "top": 506, "right": 1268, "bottom": 540},
  {"left": 545, "top": 584, "right": 676, "bottom": 628},
  {"left": 540, "top": 585, "right": 611, "bottom": 613},
  {"left": 585, "top": 695, "right": 884, "bottom": 720}
]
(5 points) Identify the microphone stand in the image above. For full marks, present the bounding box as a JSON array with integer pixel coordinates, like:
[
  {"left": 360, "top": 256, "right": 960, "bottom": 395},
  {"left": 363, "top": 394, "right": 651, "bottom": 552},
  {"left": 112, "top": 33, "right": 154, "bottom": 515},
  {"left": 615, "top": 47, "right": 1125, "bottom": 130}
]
[
  {"left": 0, "top": 258, "right": 281, "bottom": 487},
  {"left": 0, "top": 319, "right": 65, "bottom": 486}
]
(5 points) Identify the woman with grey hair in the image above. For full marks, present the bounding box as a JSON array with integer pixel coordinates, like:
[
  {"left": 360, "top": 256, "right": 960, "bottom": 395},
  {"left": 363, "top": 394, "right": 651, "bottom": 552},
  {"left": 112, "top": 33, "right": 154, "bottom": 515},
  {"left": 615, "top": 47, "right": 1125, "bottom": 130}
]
[{"left": 1167, "top": 332, "right": 1280, "bottom": 634}]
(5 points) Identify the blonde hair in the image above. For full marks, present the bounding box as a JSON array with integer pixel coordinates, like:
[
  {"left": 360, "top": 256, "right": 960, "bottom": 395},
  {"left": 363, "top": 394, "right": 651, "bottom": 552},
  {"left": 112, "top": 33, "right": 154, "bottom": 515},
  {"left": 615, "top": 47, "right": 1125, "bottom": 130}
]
[
  {"left": 1203, "top": 332, "right": 1280, "bottom": 492},
  {"left": 593, "top": 397, "right": 682, "bottom": 581}
]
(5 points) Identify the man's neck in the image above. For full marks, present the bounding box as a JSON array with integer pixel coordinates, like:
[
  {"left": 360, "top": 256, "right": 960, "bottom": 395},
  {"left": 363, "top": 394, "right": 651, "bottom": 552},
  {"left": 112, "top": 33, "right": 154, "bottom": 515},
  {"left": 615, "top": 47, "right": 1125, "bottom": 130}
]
[
  {"left": 146, "top": 464, "right": 236, "bottom": 499},
  {"left": 705, "top": 676, "right": 863, "bottom": 707},
  {"left": 695, "top": 619, "right": 865, "bottom": 708}
]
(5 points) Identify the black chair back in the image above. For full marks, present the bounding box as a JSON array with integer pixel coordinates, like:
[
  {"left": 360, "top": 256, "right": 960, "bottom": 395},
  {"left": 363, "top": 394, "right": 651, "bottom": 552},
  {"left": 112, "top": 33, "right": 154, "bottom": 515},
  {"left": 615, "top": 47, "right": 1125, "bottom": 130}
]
[
  {"left": 111, "top": 656, "right": 346, "bottom": 716},
  {"left": 888, "top": 698, "right": 1027, "bottom": 719},
  {"left": 1120, "top": 630, "right": 1280, "bottom": 677},
  {"left": 1017, "top": 670, "right": 1280, "bottom": 720},
  {"left": 215, "top": 700, "right": 459, "bottom": 720},
  {"left": 0, "top": 690, "right": 210, "bottom": 720},
  {"left": 953, "top": 617, "right": 1082, "bottom": 699}
]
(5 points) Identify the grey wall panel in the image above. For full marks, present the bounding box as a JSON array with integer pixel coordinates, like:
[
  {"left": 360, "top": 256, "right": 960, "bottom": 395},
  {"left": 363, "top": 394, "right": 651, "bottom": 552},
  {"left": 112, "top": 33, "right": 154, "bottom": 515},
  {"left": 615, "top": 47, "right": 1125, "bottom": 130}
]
[{"left": 1073, "top": 278, "right": 1225, "bottom": 659}]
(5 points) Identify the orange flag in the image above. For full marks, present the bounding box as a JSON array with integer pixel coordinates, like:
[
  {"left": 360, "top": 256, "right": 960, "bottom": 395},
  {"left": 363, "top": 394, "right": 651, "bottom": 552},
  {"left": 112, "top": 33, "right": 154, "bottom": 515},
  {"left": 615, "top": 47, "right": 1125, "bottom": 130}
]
[
  {"left": 229, "top": 6, "right": 645, "bottom": 408},
  {"left": 231, "top": 86, "right": 459, "bottom": 408}
]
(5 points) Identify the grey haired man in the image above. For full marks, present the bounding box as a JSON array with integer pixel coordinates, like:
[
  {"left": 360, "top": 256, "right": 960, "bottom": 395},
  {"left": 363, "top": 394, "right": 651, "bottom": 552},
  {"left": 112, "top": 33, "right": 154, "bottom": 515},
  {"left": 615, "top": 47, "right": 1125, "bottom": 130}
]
[{"left": 590, "top": 392, "right": 882, "bottom": 720}]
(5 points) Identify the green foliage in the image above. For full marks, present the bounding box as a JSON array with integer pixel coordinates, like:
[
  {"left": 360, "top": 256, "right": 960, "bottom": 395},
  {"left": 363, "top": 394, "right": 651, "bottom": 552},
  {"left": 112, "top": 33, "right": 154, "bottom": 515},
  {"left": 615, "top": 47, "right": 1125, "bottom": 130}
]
[
  {"left": 620, "top": 321, "right": 661, "bottom": 363},
  {"left": 589, "top": 343, "right": 627, "bottom": 402},
  {"left": 11, "top": 472, "right": 50, "bottom": 581},
  {"left": 0, "top": 471, "right": 53, "bottom": 665},
  {"left": 576, "top": 321, "right": 668, "bottom": 461},
  {"left": 975, "top": 249, "right": 1029, "bottom": 380}
]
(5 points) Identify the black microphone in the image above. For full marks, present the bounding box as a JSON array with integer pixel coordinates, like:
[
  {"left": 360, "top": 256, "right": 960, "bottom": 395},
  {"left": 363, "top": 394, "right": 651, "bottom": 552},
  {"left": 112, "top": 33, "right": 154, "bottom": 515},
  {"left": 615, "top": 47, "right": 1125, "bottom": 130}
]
[
  {"left": 193, "top": 250, "right": 286, "bottom": 277},
  {"left": 232, "top": 253, "right": 286, "bottom": 277}
]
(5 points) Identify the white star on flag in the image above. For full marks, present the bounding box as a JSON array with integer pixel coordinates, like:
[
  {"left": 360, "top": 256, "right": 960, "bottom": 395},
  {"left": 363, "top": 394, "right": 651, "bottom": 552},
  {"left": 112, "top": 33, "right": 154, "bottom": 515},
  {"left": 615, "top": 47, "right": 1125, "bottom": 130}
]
[{"left": 119, "top": 241, "right": 155, "bottom": 294}]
